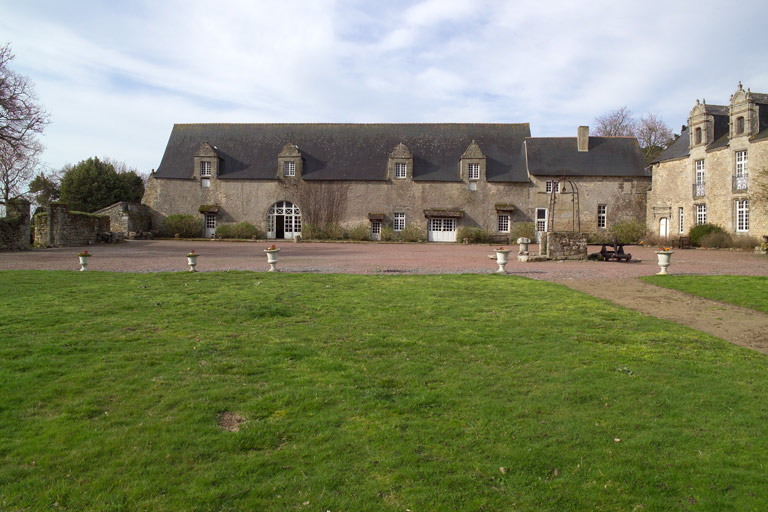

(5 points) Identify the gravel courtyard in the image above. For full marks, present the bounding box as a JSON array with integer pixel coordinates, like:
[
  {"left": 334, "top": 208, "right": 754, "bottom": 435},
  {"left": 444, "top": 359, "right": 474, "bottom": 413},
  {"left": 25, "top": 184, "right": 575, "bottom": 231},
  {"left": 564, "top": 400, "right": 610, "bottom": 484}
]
[{"left": 1, "top": 239, "right": 767, "bottom": 280}]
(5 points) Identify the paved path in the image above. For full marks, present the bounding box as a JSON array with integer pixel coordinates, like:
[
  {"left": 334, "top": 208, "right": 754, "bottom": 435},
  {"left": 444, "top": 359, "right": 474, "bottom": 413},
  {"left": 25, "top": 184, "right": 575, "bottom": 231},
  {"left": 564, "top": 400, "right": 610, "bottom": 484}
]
[{"left": 559, "top": 277, "right": 768, "bottom": 355}]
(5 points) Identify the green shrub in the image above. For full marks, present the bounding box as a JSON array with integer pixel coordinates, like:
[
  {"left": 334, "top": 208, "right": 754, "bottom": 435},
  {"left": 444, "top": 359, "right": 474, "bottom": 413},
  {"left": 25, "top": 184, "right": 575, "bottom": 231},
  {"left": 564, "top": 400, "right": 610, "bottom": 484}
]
[
  {"left": 161, "top": 214, "right": 203, "bottom": 238},
  {"left": 609, "top": 219, "right": 646, "bottom": 244},
  {"left": 381, "top": 226, "right": 396, "bottom": 241},
  {"left": 346, "top": 224, "right": 371, "bottom": 241},
  {"left": 510, "top": 222, "right": 536, "bottom": 241},
  {"left": 457, "top": 227, "right": 490, "bottom": 244},
  {"left": 699, "top": 231, "right": 733, "bottom": 248},
  {"left": 400, "top": 223, "right": 423, "bottom": 242},
  {"left": 216, "top": 222, "right": 262, "bottom": 239},
  {"left": 303, "top": 223, "right": 344, "bottom": 240},
  {"left": 689, "top": 223, "right": 725, "bottom": 247}
]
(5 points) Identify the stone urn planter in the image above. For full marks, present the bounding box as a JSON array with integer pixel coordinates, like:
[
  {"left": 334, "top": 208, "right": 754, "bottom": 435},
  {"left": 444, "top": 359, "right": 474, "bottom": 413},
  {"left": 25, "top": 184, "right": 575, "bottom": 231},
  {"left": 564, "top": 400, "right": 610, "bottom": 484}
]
[
  {"left": 186, "top": 250, "right": 199, "bottom": 272},
  {"left": 494, "top": 247, "right": 512, "bottom": 274},
  {"left": 78, "top": 250, "right": 91, "bottom": 271},
  {"left": 265, "top": 245, "right": 280, "bottom": 272},
  {"left": 655, "top": 249, "right": 674, "bottom": 275}
]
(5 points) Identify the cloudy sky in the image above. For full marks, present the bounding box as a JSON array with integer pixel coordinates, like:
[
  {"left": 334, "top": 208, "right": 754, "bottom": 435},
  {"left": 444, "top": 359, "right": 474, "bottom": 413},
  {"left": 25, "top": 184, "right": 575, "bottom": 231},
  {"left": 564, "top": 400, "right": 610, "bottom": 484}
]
[{"left": 2, "top": 0, "right": 767, "bottom": 175}]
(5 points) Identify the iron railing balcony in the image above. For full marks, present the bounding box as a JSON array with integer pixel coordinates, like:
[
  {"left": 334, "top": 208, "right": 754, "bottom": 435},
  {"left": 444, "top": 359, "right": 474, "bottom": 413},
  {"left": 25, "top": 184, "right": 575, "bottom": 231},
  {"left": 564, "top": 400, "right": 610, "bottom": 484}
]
[
  {"left": 733, "top": 174, "right": 748, "bottom": 191},
  {"left": 693, "top": 182, "right": 705, "bottom": 198}
]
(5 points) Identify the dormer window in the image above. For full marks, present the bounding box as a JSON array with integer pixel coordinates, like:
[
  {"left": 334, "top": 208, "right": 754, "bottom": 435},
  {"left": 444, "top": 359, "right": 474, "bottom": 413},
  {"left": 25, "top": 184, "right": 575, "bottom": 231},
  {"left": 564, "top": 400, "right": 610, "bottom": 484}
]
[
  {"left": 694, "top": 127, "right": 702, "bottom": 144},
  {"left": 395, "top": 162, "right": 407, "bottom": 179},
  {"left": 284, "top": 161, "right": 296, "bottom": 177},
  {"left": 468, "top": 163, "right": 480, "bottom": 180},
  {"left": 736, "top": 116, "right": 745, "bottom": 134},
  {"left": 201, "top": 161, "right": 212, "bottom": 177}
]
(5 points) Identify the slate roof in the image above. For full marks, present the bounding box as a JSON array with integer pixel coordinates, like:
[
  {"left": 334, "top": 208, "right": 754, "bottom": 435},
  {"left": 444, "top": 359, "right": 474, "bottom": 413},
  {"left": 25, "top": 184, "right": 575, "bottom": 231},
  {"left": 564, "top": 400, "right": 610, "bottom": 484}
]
[
  {"left": 654, "top": 127, "right": 690, "bottom": 163},
  {"left": 524, "top": 137, "right": 647, "bottom": 177},
  {"left": 154, "top": 123, "right": 532, "bottom": 182}
]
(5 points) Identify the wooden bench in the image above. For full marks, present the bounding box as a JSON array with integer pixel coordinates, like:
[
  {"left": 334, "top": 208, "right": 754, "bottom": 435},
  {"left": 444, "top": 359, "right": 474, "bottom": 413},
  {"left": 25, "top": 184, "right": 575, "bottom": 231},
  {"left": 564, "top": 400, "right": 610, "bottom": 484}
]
[
  {"left": 677, "top": 236, "right": 691, "bottom": 249},
  {"left": 488, "top": 234, "right": 510, "bottom": 245}
]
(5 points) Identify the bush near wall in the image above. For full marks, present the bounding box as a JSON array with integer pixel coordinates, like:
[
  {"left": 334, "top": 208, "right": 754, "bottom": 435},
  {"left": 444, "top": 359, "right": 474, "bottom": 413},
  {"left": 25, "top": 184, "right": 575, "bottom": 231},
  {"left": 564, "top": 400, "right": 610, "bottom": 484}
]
[
  {"left": 510, "top": 222, "right": 536, "bottom": 241},
  {"left": 689, "top": 223, "right": 725, "bottom": 247},
  {"left": 161, "top": 215, "right": 203, "bottom": 238},
  {"left": 216, "top": 222, "right": 263, "bottom": 239},
  {"left": 609, "top": 219, "right": 646, "bottom": 244},
  {"left": 302, "top": 223, "right": 345, "bottom": 240},
  {"left": 346, "top": 224, "right": 371, "bottom": 241},
  {"left": 400, "top": 224, "right": 424, "bottom": 242},
  {"left": 457, "top": 227, "right": 490, "bottom": 244}
]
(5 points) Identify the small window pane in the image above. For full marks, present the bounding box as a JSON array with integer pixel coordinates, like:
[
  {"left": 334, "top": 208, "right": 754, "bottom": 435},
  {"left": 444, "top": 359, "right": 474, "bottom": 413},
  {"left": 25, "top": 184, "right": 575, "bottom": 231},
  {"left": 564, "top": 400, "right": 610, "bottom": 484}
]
[
  {"left": 497, "top": 214, "right": 510, "bottom": 233},
  {"left": 393, "top": 213, "right": 405, "bottom": 231}
]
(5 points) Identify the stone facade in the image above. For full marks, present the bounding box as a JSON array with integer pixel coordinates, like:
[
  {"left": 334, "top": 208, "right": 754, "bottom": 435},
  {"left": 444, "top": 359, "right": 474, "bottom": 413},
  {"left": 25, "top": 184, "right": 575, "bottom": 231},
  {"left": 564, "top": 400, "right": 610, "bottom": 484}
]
[
  {"left": 648, "top": 83, "right": 768, "bottom": 239},
  {"left": 95, "top": 202, "right": 152, "bottom": 238},
  {"left": 0, "top": 199, "right": 31, "bottom": 251},
  {"left": 34, "top": 203, "right": 110, "bottom": 247},
  {"left": 545, "top": 232, "right": 588, "bottom": 260},
  {"left": 144, "top": 123, "right": 650, "bottom": 242}
]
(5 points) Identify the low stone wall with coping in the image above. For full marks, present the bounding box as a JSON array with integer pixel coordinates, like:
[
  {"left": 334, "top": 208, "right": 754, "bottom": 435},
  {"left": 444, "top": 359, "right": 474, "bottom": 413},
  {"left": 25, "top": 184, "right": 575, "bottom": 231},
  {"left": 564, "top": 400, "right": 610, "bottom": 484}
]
[{"left": 34, "top": 203, "right": 110, "bottom": 247}]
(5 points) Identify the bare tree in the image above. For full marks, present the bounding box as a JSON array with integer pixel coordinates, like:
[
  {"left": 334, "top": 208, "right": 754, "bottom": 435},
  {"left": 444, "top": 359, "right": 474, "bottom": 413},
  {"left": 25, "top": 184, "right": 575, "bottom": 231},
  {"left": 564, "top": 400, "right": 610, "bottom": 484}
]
[
  {"left": 594, "top": 106, "right": 673, "bottom": 163},
  {"left": 635, "top": 114, "right": 673, "bottom": 163},
  {"left": 0, "top": 139, "right": 42, "bottom": 204},
  {"left": 0, "top": 43, "right": 49, "bottom": 203},
  {"left": 593, "top": 106, "right": 637, "bottom": 137}
]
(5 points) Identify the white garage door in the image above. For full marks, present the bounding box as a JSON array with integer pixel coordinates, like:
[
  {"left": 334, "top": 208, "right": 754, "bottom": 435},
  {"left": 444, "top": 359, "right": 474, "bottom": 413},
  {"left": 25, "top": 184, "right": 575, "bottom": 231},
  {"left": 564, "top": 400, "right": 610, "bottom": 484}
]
[{"left": 428, "top": 218, "right": 457, "bottom": 242}]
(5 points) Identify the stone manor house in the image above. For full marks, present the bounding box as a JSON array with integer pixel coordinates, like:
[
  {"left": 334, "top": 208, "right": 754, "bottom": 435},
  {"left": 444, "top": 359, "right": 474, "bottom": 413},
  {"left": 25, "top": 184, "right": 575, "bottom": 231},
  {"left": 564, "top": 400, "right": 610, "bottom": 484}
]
[
  {"left": 648, "top": 83, "right": 768, "bottom": 239},
  {"left": 143, "top": 123, "right": 649, "bottom": 242}
]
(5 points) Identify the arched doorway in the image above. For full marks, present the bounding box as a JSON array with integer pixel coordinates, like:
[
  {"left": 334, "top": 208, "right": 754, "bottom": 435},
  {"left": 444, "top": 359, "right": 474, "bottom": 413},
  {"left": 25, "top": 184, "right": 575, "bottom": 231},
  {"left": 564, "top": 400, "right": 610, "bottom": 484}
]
[
  {"left": 267, "top": 201, "right": 302, "bottom": 239},
  {"left": 659, "top": 217, "right": 669, "bottom": 239}
]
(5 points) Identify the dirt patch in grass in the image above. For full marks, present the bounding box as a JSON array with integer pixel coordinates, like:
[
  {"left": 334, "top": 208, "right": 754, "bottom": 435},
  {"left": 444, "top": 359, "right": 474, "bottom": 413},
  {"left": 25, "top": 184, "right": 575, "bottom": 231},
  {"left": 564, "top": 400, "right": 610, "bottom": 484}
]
[
  {"left": 559, "top": 277, "right": 768, "bottom": 355},
  {"left": 218, "top": 412, "right": 245, "bottom": 432}
]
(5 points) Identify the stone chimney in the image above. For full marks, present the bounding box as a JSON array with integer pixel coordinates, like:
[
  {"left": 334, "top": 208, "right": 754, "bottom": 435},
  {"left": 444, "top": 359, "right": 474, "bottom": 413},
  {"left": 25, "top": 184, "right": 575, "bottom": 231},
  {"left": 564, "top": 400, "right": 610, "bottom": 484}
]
[{"left": 577, "top": 126, "right": 589, "bottom": 152}]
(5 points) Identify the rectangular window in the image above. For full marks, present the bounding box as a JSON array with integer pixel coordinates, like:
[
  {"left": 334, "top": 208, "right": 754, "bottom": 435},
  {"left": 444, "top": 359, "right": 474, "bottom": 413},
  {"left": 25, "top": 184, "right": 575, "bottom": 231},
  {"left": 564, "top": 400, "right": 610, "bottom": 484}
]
[
  {"left": 735, "top": 150, "right": 748, "bottom": 190},
  {"left": 736, "top": 199, "right": 749, "bottom": 232},
  {"left": 678, "top": 207, "right": 684, "bottom": 234},
  {"left": 545, "top": 180, "right": 559, "bottom": 193},
  {"left": 393, "top": 212, "right": 405, "bottom": 231},
  {"left": 696, "top": 204, "right": 707, "bottom": 225},
  {"left": 597, "top": 204, "right": 607, "bottom": 229},
  {"left": 535, "top": 208, "right": 547, "bottom": 232},
  {"left": 468, "top": 163, "right": 480, "bottom": 180},
  {"left": 395, "top": 162, "right": 407, "bottom": 179},
  {"left": 497, "top": 214, "right": 510, "bottom": 233},
  {"left": 284, "top": 161, "right": 296, "bottom": 176},
  {"left": 205, "top": 213, "right": 216, "bottom": 228},
  {"left": 201, "top": 178, "right": 210, "bottom": 188},
  {"left": 201, "top": 161, "right": 212, "bottom": 177},
  {"left": 371, "top": 221, "right": 381, "bottom": 235},
  {"left": 694, "top": 160, "right": 705, "bottom": 197}
]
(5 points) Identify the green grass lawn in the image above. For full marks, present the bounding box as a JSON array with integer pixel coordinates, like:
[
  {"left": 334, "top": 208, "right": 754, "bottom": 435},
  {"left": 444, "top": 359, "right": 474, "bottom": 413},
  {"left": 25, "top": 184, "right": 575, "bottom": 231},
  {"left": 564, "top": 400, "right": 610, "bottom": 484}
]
[
  {"left": 2, "top": 271, "right": 768, "bottom": 511},
  {"left": 643, "top": 275, "right": 768, "bottom": 314}
]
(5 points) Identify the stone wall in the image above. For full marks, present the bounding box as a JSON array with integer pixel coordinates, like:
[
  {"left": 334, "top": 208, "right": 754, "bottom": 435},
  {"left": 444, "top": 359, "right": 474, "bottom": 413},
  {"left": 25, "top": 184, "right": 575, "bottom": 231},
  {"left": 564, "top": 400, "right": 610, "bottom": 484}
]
[
  {"left": 0, "top": 199, "right": 31, "bottom": 251},
  {"left": 34, "top": 203, "right": 110, "bottom": 247},
  {"left": 546, "top": 232, "right": 588, "bottom": 260},
  {"left": 94, "top": 202, "right": 152, "bottom": 238},
  {"left": 143, "top": 170, "right": 650, "bottom": 240},
  {"left": 648, "top": 137, "right": 768, "bottom": 239}
]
